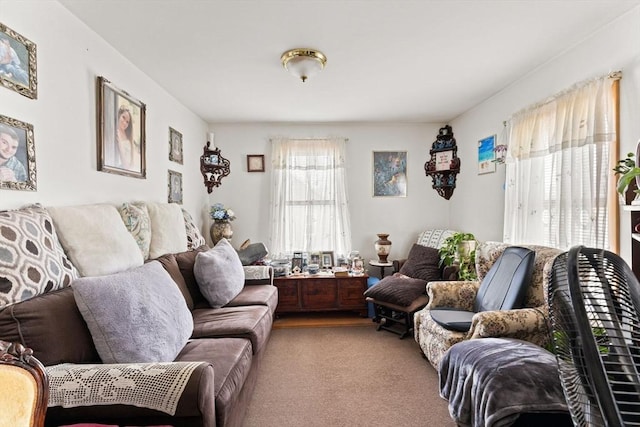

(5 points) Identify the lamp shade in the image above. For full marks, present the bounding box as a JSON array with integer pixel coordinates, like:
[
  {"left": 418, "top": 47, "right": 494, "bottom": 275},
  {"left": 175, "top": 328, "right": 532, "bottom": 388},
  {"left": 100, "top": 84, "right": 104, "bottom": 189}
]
[{"left": 281, "top": 48, "right": 327, "bottom": 82}]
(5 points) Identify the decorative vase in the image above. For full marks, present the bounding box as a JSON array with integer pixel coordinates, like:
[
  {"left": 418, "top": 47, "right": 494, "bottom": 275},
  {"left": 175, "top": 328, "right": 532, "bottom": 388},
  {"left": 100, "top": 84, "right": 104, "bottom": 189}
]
[
  {"left": 210, "top": 220, "right": 233, "bottom": 245},
  {"left": 374, "top": 233, "right": 392, "bottom": 263}
]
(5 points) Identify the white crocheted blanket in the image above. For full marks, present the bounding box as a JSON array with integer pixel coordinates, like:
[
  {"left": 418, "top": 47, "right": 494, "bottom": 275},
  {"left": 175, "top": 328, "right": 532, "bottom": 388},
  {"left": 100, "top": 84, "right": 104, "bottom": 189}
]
[{"left": 46, "top": 361, "right": 205, "bottom": 415}]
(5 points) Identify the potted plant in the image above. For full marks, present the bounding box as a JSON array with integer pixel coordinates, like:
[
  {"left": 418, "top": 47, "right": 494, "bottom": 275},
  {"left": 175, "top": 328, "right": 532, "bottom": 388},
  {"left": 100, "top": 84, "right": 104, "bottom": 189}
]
[
  {"left": 613, "top": 152, "right": 640, "bottom": 205},
  {"left": 439, "top": 232, "right": 478, "bottom": 281}
]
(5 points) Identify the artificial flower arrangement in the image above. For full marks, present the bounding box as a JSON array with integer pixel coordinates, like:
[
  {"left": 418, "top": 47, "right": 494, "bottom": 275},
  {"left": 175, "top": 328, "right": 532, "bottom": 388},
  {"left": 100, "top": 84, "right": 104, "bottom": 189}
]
[{"left": 210, "top": 203, "right": 236, "bottom": 222}]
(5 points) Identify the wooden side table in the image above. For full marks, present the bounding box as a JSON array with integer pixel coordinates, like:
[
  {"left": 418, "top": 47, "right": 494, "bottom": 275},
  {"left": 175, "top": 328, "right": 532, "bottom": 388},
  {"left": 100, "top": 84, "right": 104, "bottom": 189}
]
[
  {"left": 368, "top": 260, "right": 394, "bottom": 278},
  {"left": 273, "top": 273, "right": 368, "bottom": 316}
]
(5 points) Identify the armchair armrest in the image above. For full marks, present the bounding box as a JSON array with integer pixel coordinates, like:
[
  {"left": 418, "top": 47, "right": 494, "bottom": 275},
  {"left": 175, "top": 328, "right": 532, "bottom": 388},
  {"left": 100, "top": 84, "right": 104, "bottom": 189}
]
[
  {"left": 392, "top": 259, "right": 407, "bottom": 273},
  {"left": 467, "top": 306, "right": 550, "bottom": 345},
  {"left": 243, "top": 265, "right": 274, "bottom": 286},
  {"left": 426, "top": 280, "right": 480, "bottom": 311}
]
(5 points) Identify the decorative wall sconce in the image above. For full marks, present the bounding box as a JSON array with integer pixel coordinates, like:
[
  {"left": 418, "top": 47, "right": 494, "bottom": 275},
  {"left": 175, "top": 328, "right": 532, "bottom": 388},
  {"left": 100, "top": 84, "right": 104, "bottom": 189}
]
[
  {"left": 493, "top": 144, "right": 508, "bottom": 164},
  {"left": 200, "top": 135, "right": 230, "bottom": 193},
  {"left": 424, "top": 125, "right": 460, "bottom": 200}
]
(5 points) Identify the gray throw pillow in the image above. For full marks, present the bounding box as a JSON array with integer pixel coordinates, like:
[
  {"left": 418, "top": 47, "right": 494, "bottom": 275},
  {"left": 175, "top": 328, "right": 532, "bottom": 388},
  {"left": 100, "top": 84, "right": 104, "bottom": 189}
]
[
  {"left": 194, "top": 238, "right": 245, "bottom": 308},
  {"left": 72, "top": 261, "right": 193, "bottom": 363}
]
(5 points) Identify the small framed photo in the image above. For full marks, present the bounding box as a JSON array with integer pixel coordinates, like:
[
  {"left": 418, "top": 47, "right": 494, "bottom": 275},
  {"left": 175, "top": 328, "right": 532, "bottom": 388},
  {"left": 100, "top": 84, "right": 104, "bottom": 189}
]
[
  {"left": 321, "top": 251, "right": 334, "bottom": 269},
  {"left": 478, "top": 135, "right": 496, "bottom": 175},
  {"left": 309, "top": 252, "right": 321, "bottom": 266},
  {"left": 169, "top": 127, "right": 183, "bottom": 164},
  {"left": 97, "top": 76, "right": 146, "bottom": 179},
  {"left": 435, "top": 150, "right": 454, "bottom": 171},
  {"left": 0, "top": 22, "right": 37, "bottom": 99},
  {"left": 0, "top": 114, "right": 36, "bottom": 191},
  {"left": 247, "top": 154, "right": 265, "bottom": 172},
  {"left": 373, "top": 151, "right": 407, "bottom": 197},
  {"left": 168, "top": 170, "right": 183, "bottom": 204},
  {"left": 291, "top": 254, "right": 303, "bottom": 272},
  {"left": 204, "top": 154, "right": 219, "bottom": 165}
]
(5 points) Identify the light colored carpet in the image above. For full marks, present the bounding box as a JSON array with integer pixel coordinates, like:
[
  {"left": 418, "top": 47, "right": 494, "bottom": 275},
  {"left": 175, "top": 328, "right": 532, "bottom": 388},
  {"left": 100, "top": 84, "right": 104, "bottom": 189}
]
[{"left": 243, "top": 326, "right": 456, "bottom": 427}]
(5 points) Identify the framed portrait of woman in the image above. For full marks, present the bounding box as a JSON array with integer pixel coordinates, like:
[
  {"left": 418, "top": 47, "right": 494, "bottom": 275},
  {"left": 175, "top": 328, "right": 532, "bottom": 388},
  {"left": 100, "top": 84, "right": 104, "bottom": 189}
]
[{"left": 97, "top": 76, "right": 146, "bottom": 178}]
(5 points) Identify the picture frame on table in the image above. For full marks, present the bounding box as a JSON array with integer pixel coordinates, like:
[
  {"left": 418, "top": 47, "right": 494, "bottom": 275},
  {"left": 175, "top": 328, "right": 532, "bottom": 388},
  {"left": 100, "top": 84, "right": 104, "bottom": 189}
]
[
  {"left": 372, "top": 151, "right": 407, "bottom": 197},
  {"left": 0, "top": 114, "right": 36, "bottom": 191},
  {"left": 167, "top": 170, "right": 183, "bottom": 204},
  {"left": 97, "top": 76, "right": 146, "bottom": 179},
  {"left": 247, "top": 154, "right": 265, "bottom": 172},
  {"left": 478, "top": 134, "right": 496, "bottom": 175},
  {"left": 291, "top": 256, "right": 303, "bottom": 272},
  {"left": 169, "top": 127, "right": 183, "bottom": 164},
  {"left": 321, "top": 251, "right": 334, "bottom": 269},
  {"left": 309, "top": 252, "right": 321, "bottom": 266},
  {"left": 0, "top": 22, "right": 37, "bottom": 99}
]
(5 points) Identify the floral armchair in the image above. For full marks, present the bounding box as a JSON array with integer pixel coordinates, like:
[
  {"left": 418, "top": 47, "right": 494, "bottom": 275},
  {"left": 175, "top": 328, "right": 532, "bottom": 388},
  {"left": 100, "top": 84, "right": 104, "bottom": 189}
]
[{"left": 413, "top": 241, "right": 562, "bottom": 369}]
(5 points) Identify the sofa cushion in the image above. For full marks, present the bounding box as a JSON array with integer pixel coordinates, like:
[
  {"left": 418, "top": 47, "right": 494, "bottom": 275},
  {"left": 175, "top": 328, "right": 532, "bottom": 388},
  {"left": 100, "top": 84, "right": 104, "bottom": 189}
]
[
  {"left": 182, "top": 208, "right": 206, "bottom": 250},
  {"left": 155, "top": 253, "right": 194, "bottom": 310},
  {"left": 226, "top": 284, "right": 278, "bottom": 315},
  {"left": 146, "top": 202, "right": 188, "bottom": 259},
  {"left": 0, "top": 286, "right": 100, "bottom": 366},
  {"left": 72, "top": 261, "right": 193, "bottom": 363},
  {"left": 194, "top": 239, "right": 245, "bottom": 308},
  {"left": 363, "top": 273, "right": 428, "bottom": 307},
  {"left": 0, "top": 205, "right": 79, "bottom": 308},
  {"left": 47, "top": 204, "right": 143, "bottom": 277},
  {"left": 399, "top": 244, "right": 442, "bottom": 282},
  {"left": 118, "top": 202, "right": 151, "bottom": 260},
  {"left": 192, "top": 305, "right": 272, "bottom": 354}
]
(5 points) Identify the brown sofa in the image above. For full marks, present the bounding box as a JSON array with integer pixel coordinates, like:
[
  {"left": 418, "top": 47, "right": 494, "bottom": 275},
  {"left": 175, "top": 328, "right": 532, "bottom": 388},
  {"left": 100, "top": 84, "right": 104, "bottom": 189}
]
[{"left": 0, "top": 202, "right": 276, "bottom": 427}]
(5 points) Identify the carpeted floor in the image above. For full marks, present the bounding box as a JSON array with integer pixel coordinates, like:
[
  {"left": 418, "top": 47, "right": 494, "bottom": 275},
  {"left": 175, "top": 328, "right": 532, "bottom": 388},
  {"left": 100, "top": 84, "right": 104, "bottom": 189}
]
[{"left": 243, "top": 325, "right": 456, "bottom": 427}]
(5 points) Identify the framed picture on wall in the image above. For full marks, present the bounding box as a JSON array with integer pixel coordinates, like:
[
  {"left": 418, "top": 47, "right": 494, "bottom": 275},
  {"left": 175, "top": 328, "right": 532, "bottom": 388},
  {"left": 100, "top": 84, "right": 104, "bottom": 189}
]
[
  {"left": 0, "top": 114, "right": 36, "bottom": 191},
  {"left": 0, "top": 22, "right": 37, "bottom": 99},
  {"left": 168, "top": 170, "right": 183, "bottom": 204},
  {"left": 373, "top": 151, "right": 407, "bottom": 197},
  {"left": 247, "top": 154, "right": 265, "bottom": 172},
  {"left": 169, "top": 127, "right": 183, "bottom": 164},
  {"left": 97, "top": 76, "right": 146, "bottom": 179},
  {"left": 478, "top": 135, "right": 496, "bottom": 175}
]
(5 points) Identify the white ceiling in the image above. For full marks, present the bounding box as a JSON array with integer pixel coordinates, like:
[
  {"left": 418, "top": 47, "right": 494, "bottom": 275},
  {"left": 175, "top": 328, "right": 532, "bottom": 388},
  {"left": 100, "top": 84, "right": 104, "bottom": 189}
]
[{"left": 59, "top": 0, "right": 640, "bottom": 124}]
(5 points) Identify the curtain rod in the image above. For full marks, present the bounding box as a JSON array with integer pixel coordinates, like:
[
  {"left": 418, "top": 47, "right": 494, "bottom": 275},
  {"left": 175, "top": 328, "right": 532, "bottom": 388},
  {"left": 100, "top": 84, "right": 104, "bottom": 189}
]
[
  {"left": 505, "top": 70, "right": 622, "bottom": 123},
  {"left": 269, "top": 137, "right": 349, "bottom": 142}
]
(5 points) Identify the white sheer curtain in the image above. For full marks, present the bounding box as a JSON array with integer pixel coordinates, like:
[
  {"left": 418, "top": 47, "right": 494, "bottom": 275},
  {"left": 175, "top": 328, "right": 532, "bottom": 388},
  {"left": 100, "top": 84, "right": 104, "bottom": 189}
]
[
  {"left": 269, "top": 137, "right": 352, "bottom": 258},
  {"left": 503, "top": 75, "right": 617, "bottom": 249}
]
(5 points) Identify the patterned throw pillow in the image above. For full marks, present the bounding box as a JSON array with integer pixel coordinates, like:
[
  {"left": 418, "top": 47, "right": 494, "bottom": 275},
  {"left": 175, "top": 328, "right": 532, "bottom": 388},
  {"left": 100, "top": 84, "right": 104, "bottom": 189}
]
[
  {"left": 182, "top": 208, "right": 206, "bottom": 250},
  {"left": 0, "top": 205, "right": 79, "bottom": 308},
  {"left": 119, "top": 202, "right": 152, "bottom": 260},
  {"left": 416, "top": 229, "right": 456, "bottom": 249}
]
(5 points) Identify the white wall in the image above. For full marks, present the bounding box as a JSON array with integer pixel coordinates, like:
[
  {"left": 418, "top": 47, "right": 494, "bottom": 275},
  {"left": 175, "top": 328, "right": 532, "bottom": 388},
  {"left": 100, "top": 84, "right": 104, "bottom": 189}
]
[
  {"left": 207, "top": 123, "right": 451, "bottom": 263},
  {"left": 4, "top": 1, "right": 637, "bottom": 266},
  {"left": 0, "top": 1, "right": 210, "bottom": 227},
  {"left": 449, "top": 6, "right": 640, "bottom": 264}
]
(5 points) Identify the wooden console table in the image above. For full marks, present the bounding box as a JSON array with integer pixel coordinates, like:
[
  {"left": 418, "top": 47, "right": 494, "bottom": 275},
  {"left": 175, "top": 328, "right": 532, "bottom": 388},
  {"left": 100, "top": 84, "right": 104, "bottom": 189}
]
[{"left": 273, "top": 274, "right": 368, "bottom": 316}]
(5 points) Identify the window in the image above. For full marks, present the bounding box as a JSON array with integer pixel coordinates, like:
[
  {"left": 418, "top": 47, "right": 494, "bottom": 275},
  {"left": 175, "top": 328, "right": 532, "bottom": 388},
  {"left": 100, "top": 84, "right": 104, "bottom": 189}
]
[
  {"left": 503, "top": 74, "right": 618, "bottom": 250},
  {"left": 270, "top": 138, "right": 352, "bottom": 258}
]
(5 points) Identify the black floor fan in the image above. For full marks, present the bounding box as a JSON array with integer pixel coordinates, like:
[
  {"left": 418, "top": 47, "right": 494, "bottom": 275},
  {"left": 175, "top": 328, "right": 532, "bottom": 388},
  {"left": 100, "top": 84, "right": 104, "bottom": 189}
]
[{"left": 548, "top": 246, "right": 640, "bottom": 426}]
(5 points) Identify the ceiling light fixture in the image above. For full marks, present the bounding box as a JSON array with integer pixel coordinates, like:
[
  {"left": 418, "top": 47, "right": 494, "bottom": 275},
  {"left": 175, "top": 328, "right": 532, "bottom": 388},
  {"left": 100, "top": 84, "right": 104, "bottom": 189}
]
[{"left": 281, "top": 48, "right": 327, "bottom": 82}]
